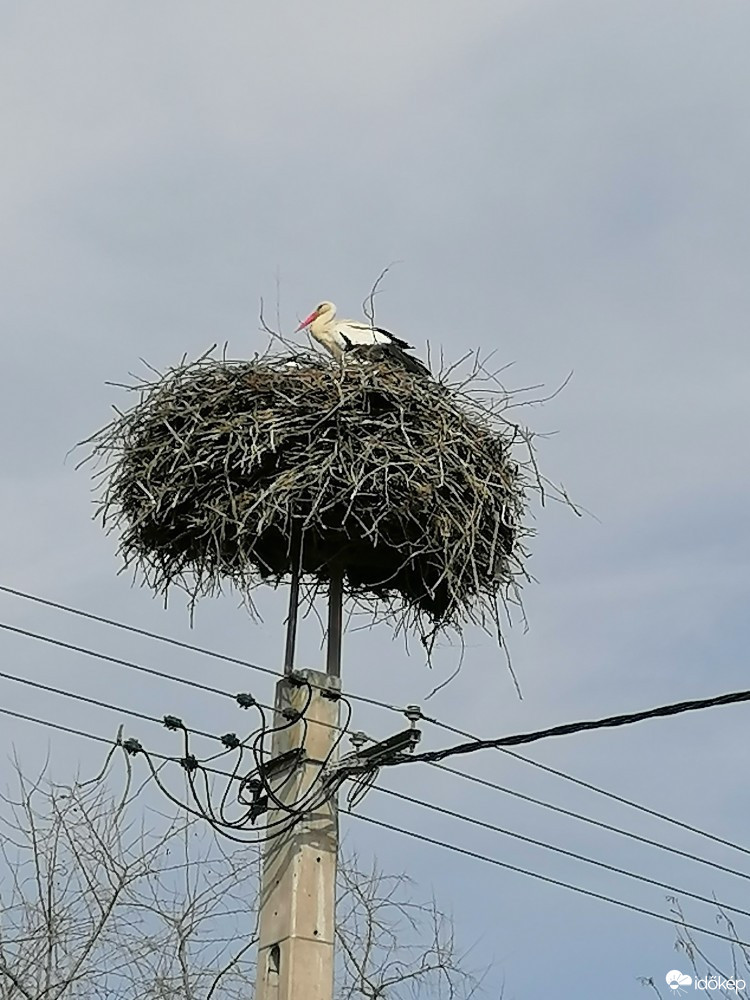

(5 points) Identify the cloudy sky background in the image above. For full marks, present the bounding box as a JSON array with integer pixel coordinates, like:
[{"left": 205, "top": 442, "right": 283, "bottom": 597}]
[{"left": 2, "top": 1, "right": 750, "bottom": 996}]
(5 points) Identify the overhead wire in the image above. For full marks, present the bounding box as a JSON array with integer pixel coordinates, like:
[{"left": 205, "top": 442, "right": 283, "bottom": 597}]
[
  {"left": 7, "top": 584, "right": 750, "bottom": 762},
  {"left": 0, "top": 703, "right": 117, "bottom": 749},
  {"left": 0, "top": 665, "right": 220, "bottom": 742},
  {"left": 418, "top": 718, "right": 750, "bottom": 862},
  {"left": 8, "top": 582, "right": 747, "bottom": 848},
  {"left": 0, "top": 653, "right": 350, "bottom": 842},
  {"left": 5, "top": 584, "right": 750, "bottom": 876},
  {"left": 425, "top": 761, "right": 750, "bottom": 881},
  {"left": 0, "top": 620, "right": 239, "bottom": 699},
  {"left": 0, "top": 583, "right": 403, "bottom": 713},
  {"left": 371, "top": 785, "right": 750, "bottom": 919},
  {"left": 346, "top": 811, "right": 750, "bottom": 950},
  {"left": 4, "top": 693, "right": 749, "bottom": 944},
  {"left": 0, "top": 703, "right": 232, "bottom": 781},
  {"left": 0, "top": 700, "right": 335, "bottom": 846},
  {"left": 0, "top": 619, "right": 348, "bottom": 737}
]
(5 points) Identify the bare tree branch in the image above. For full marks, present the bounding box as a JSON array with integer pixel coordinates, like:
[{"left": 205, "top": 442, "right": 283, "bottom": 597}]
[{"left": 0, "top": 762, "right": 492, "bottom": 999}]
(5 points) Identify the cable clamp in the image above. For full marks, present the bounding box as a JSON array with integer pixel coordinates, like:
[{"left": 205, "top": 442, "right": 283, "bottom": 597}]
[
  {"left": 238, "top": 775, "right": 269, "bottom": 822},
  {"left": 331, "top": 728, "right": 422, "bottom": 775},
  {"left": 260, "top": 746, "right": 306, "bottom": 779},
  {"left": 249, "top": 796, "right": 269, "bottom": 823}
]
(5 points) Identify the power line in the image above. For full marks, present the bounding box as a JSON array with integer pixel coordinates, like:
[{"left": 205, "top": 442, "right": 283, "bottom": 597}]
[
  {"left": 7, "top": 583, "right": 748, "bottom": 866},
  {"left": 0, "top": 583, "right": 402, "bottom": 714},
  {"left": 0, "top": 620, "right": 348, "bottom": 736},
  {"left": 372, "top": 785, "right": 750, "bottom": 918},
  {"left": 15, "top": 582, "right": 747, "bottom": 787},
  {"left": 8, "top": 585, "right": 750, "bottom": 760},
  {"left": 0, "top": 696, "right": 325, "bottom": 814},
  {"left": 0, "top": 702, "right": 242, "bottom": 781},
  {"left": 502, "top": 750, "right": 750, "bottom": 860},
  {"left": 0, "top": 620, "right": 236, "bottom": 699},
  {"left": 0, "top": 704, "right": 316, "bottom": 845},
  {"left": 5, "top": 697, "right": 746, "bottom": 950},
  {"left": 0, "top": 648, "right": 352, "bottom": 831},
  {"left": 0, "top": 704, "right": 117, "bottom": 749},
  {"left": 426, "top": 761, "right": 750, "bottom": 885},
  {"left": 405, "top": 687, "right": 750, "bottom": 763},
  {"left": 0, "top": 584, "right": 279, "bottom": 679},
  {"left": 0, "top": 665, "right": 224, "bottom": 743},
  {"left": 346, "top": 811, "right": 750, "bottom": 950},
  {"left": 418, "top": 717, "right": 750, "bottom": 861}
]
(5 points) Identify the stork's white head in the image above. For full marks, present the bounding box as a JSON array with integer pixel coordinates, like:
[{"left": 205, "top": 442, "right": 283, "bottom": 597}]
[{"left": 295, "top": 301, "right": 337, "bottom": 332}]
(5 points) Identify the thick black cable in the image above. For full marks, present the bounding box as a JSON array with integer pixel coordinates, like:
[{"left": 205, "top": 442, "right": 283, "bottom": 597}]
[
  {"left": 372, "top": 785, "right": 750, "bottom": 920},
  {"left": 409, "top": 689, "right": 750, "bottom": 763},
  {"left": 248, "top": 682, "right": 314, "bottom": 817},
  {"left": 345, "top": 811, "right": 750, "bottom": 949},
  {"left": 138, "top": 745, "right": 303, "bottom": 845},
  {"left": 161, "top": 706, "right": 334, "bottom": 842}
]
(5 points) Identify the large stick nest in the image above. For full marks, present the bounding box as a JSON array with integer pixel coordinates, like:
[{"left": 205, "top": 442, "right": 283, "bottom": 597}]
[{"left": 85, "top": 349, "right": 538, "bottom": 644}]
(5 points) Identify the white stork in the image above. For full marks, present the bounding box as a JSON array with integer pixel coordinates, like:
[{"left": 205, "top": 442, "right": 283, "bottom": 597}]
[{"left": 295, "top": 301, "right": 428, "bottom": 375}]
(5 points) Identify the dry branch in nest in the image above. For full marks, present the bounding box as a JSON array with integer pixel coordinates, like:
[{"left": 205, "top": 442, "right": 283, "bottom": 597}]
[{"left": 83, "top": 349, "right": 539, "bottom": 649}]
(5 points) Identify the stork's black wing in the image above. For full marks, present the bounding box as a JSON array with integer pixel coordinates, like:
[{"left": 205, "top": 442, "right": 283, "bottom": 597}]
[
  {"left": 374, "top": 327, "right": 414, "bottom": 351},
  {"left": 350, "top": 342, "right": 431, "bottom": 377}
]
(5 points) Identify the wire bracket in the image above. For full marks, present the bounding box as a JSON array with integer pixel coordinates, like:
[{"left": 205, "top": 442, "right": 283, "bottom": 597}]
[{"left": 330, "top": 727, "right": 422, "bottom": 776}]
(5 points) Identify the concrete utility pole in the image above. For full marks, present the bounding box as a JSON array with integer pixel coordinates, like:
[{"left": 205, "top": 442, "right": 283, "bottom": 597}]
[{"left": 255, "top": 667, "right": 341, "bottom": 1000}]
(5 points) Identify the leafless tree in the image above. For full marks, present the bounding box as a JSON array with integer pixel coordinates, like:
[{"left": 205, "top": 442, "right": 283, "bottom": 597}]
[
  {"left": 336, "top": 851, "right": 485, "bottom": 1000},
  {"left": 0, "top": 759, "right": 488, "bottom": 999},
  {"left": 640, "top": 899, "right": 750, "bottom": 1000},
  {"left": 667, "top": 898, "right": 749, "bottom": 1000}
]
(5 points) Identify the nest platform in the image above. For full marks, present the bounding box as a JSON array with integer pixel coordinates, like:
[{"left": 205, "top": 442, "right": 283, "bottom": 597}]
[{"left": 86, "top": 350, "right": 533, "bottom": 643}]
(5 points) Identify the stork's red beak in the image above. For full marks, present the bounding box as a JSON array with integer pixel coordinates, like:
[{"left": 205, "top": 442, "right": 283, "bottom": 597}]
[{"left": 295, "top": 310, "right": 318, "bottom": 332}]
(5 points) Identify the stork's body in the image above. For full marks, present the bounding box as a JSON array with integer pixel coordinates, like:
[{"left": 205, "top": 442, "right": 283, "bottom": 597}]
[{"left": 296, "top": 301, "right": 428, "bottom": 375}]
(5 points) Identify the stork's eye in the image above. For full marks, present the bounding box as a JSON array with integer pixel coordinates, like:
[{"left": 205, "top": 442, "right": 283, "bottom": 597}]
[{"left": 317, "top": 303, "right": 325, "bottom": 311}]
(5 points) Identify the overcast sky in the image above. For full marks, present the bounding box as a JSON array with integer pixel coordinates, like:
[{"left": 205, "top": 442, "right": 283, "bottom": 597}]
[{"left": 2, "top": 2, "right": 750, "bottom": 996}]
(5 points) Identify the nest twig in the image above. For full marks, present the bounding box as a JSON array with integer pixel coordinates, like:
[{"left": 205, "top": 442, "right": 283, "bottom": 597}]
[{"left": 82, "top": 347, "right": 543, "bottom": 649}]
